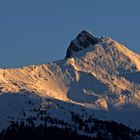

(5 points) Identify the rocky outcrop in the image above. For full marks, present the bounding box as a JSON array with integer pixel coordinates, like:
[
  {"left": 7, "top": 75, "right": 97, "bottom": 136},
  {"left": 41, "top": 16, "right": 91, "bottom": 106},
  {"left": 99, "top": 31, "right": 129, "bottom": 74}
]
[{"left": 65, "top": 30, "right": 100, "bottom": 58}]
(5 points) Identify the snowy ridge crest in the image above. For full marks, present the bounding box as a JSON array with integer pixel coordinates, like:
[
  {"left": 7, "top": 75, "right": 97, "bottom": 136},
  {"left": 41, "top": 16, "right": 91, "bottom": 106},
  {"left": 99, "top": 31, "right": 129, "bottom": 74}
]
[{"left": 0, "top": 30, "right": 140, "bottom": 130}]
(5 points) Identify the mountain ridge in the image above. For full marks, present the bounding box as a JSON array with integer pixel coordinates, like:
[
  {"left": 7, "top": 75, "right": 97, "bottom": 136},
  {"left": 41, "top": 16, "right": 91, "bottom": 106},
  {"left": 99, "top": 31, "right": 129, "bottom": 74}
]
[{"left": 0, "top": 30, "right": 140, "bottom": 131}]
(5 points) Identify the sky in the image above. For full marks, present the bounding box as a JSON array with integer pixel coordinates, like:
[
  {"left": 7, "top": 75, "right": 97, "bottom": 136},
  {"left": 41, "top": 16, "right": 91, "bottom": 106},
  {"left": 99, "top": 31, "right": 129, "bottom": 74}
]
[{"left": 0, "top": 0, "right": 140, "bottom": 68}]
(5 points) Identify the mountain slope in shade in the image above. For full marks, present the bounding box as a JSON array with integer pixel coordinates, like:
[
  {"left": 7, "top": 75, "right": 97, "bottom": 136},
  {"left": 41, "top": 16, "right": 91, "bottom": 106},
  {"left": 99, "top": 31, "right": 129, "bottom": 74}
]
[{"left": 0, "top": 30, "right": 140, "bottom": 130}]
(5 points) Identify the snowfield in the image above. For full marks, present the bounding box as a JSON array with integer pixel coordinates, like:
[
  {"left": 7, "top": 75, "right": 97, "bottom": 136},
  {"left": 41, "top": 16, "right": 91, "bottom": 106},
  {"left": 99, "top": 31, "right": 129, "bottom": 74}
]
[{"left": 0, "top": 30, "right": 140, "bottom": 132}]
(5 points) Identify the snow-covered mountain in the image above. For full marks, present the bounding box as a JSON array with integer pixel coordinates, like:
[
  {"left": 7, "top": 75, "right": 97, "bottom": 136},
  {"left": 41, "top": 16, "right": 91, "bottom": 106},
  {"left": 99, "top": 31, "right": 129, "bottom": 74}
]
[{"left": 0, "top": 30, "right": 140, "bottom": 136}]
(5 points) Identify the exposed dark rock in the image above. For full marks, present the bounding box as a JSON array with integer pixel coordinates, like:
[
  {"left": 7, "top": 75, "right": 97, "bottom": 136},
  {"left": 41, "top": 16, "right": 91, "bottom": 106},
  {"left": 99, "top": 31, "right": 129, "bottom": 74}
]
[{"left": 65, "top": 30, "right": 100, "bottom": 58}]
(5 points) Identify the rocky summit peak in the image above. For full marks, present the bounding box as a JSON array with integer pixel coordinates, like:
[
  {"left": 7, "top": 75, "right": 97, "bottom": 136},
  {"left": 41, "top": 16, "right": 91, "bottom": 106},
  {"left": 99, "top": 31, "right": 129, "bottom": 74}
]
[
  {"left": 65, "top": 30, "right": 100, "bottom": 58},
  {"left": 77, "top": 30, "right": 96, "bottom": 39}
]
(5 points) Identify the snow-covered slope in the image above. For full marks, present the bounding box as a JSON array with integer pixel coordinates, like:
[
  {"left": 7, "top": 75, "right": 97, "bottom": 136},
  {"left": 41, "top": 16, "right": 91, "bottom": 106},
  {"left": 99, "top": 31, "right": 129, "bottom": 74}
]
[{"left": 0, "top": 30, "right": 140, "bottom": 130}]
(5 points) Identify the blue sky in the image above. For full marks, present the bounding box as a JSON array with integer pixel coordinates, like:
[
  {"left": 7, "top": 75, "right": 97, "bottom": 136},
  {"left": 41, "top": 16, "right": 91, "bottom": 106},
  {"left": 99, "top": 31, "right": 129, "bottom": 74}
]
[{"left": 0, "top": 0, "right": 140, "bottom": 68}]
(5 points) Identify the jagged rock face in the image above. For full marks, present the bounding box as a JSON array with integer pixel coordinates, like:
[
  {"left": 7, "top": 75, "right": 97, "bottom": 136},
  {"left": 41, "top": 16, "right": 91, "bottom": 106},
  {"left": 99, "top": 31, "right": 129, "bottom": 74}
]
[{"left": 65, "top": 30, "right": 100, "bottom": 58}]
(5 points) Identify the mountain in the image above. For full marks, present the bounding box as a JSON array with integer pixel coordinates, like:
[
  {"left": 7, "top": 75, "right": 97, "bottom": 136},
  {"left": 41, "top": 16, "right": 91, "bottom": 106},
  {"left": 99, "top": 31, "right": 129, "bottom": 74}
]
[{"left": 0, "top": 30, "right": 140, "bottom": 139}]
